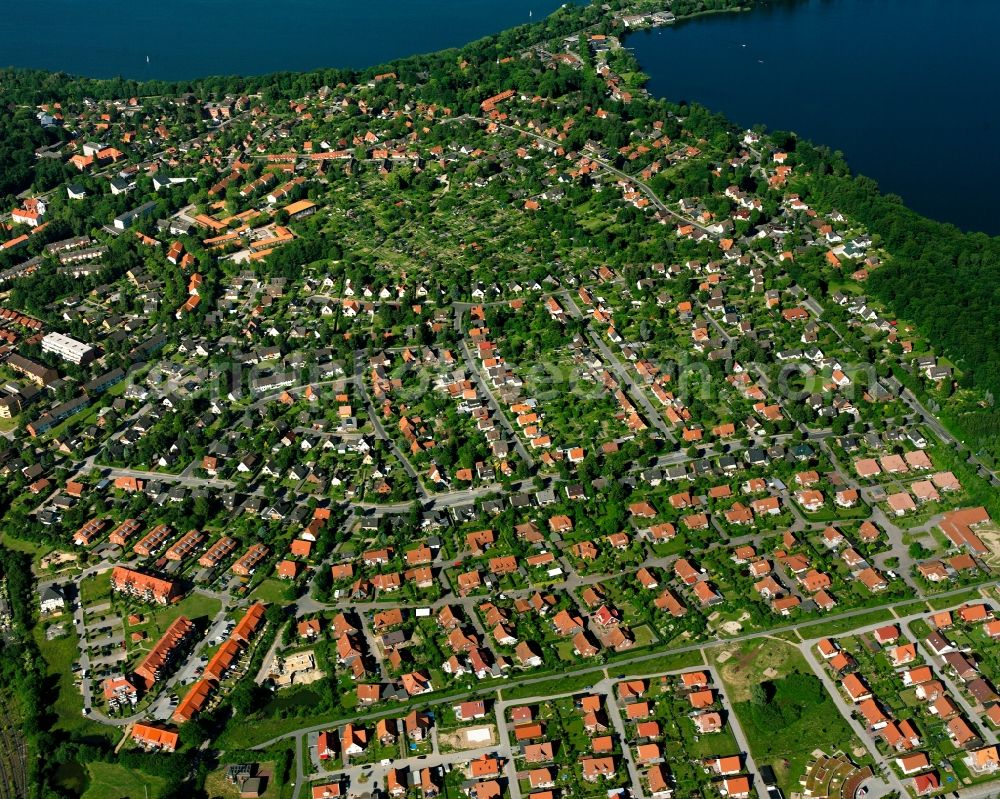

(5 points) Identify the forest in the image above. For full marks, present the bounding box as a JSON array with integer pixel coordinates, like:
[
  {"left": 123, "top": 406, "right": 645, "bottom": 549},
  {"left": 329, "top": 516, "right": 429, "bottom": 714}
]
[{"left": 787, "top": 145, "right": 1000, "bottom": 456}]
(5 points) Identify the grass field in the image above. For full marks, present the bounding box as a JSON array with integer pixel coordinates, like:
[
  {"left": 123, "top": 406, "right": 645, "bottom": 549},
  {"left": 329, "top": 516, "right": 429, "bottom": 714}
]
[
  {"left": 81, "top": 762, "right": 166, "bottom": 799},
  {"left": 501, "top": 671, "right": 599, "bottom": 701},
  {"left": 714, "top": 639, "right": 862, "bottom": 795},
  {"left": 734, "top": 683, "right": 860, "bottom": 796},
  {"left": 895, "top": 599, "right": 931, "bottom": 616},
  {"left": 927, "top": 587, "right": 986, "bottom": 610},
  {"left": 45, "top": 404, "right": 101, "bottom": 441},
  {"left": 250, "top": 578, "right": 289, "bottom": 605},
  {"left": 33, "top": 626, "right": 116, "bottom": 744},
  {"left": 711, "top": 639, "right": 805, "bottom": 702},
  {"left": 204, "top": 762, "right": 280, "bottom": 799},
  {"left": 149, "top": 592, "right": 221, "bottom": 629},
  {"left": 35, "top": 627, "right": 82, "bottom": 725},
  {"left": 0, "top": 532, "right": 54, "bottom": 560},
  {"left": 80, "top": 570, "right": 113, "bottom": 605},
  {"left": 629, "top": 624, "right": 657, "bottom": 648},
  {"left": 216, "top": 711, "right": 333, "bottom": 750},
  {"left": 127, "top": 592, "right": 222, "bottom": 661},
  {"left": 617, "top": 647, "right": 705, "bottom": 677},
  {"left": 796, "top": 608, "right": 895, "bottom": 640},
  {"left": 207, "top": 748, "right": 295, "bottom": 799}
]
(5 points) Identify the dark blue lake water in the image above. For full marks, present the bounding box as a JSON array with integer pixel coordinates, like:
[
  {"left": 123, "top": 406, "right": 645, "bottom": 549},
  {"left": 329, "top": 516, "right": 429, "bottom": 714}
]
[
  {"left": 1, "top": 0, "right": 565, "bottom": 80},
  {"left": 629, "top": 0, "right": 1000, "bottom": 234},
  {"left": 5, "top": 0, "right": 997, "bottom": 233}
]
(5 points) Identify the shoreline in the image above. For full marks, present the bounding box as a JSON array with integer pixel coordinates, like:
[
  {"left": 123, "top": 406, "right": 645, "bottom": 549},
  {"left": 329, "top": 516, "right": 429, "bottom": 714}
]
[
  {"left": 0, "top": 0, "right": 579, "bottom": 84},
  {"left": 618, "top": 2, "right": 998, "bottom": 237}
]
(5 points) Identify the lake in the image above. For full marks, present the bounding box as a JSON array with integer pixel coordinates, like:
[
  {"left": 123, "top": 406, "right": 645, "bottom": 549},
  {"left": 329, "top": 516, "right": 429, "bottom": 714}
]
[
  {"left": 1, "top": 0, "right": 568, "bottom": 80},
  {"left": 5, "top": 0, "right": 997, "bottom": 233},
  {"left": 629, "top": 0, "right": 1000, "bottom": 235}
]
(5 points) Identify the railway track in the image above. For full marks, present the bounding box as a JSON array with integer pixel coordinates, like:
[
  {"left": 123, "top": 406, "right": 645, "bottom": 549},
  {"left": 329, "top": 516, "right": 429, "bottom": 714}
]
[{"left": 0, "top": 704, "right": 28, "bottom": 799}]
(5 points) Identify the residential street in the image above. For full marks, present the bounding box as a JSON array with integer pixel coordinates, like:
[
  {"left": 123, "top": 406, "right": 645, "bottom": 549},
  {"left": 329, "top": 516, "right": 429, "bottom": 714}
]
[{"left": 9, "top": 22, "right": 1000, "bottom": 799}]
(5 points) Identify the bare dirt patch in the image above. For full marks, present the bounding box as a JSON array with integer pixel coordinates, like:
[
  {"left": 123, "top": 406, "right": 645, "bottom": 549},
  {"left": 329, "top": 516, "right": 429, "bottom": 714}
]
[
  {"left": 40, "top": 551, "right": 77, "bottom": 570},
  {"left": 712, "top": 639, "right": 805, "bottom": 702},
  {"left": 438, "top": 724, "right": 497, "bottom": 752},
  {"left": 271, "top": 650, "right": 324, "bottom": 687},
  {"left": 976, "top": 526, "right": 1000, "bottom": 567}
]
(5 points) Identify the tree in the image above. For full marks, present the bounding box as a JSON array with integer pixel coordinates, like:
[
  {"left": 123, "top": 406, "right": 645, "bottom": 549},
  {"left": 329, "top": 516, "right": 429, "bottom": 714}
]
[
  {"left": 750, "top": 682, "right": 768, "bottom": 706},
  {"left": 831, "top": 414, "right": 851, "bottom": 436},
  {"left": 908, "top": 541, "right": 931, "bottom": 560}
]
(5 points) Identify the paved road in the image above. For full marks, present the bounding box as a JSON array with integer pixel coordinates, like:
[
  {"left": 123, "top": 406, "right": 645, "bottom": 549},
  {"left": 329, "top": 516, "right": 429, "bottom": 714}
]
[
  {"left": 463, "top": 116, "right": 710, "bottom": 236},
  {"left": 603, "top": 680, "right": 650, "bottom": 799},
  {"left": 286, "top": 660, "right": 788, "bottom": 799},
  {"left": 353, "top": 350, "right": 429, "bottom": 498},
  {"left": 60, "top": 549, "right": 239, "bottom": 727},
  {"left": 456, "top": 336, "right": 536, "bottom": 468},
  {"left": 95, "top": 464, "right": 236, "bottom": 491},
  {"left": 23, "top": 109, "right": 1000, "bottom": 799},
  {"left": 352, "top": 475, "right": 540, "bottom": 516},
  {"left": 799, "top": 640, "right": 902, "bottom": 795},
  {"left": 795, "top": 587, "right": 1000, "bottom": 797},
  {"left": 707, "top": 664, "right": 769, "bottom": 799},
  {"left": 898, "top": 617, "right": 998, "bottom": 747},
  {"left": 900, "top": 387, "right": 1000, "bottom": 486},
  {"left": 559, "top": 290, "right": 675, "bottom": 442},
  {"left": 255, "top": 580, "right": 999, "bottom": 753}
]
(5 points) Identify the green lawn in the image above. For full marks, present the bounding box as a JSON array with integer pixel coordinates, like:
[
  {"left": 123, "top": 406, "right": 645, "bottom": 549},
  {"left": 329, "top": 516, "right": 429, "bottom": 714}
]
[
  {"left": 105, "top": 378, "right": 131, "bottom": 397},
  {"left": 132, "top": 592, "right": 221, "bottom": 646},
  {"left": 895, "top": 599, "right": 930, "bottom": 616},
  {"left": 797, "top": 608, "right": 895, "bottom": 640},
  {"left": 206, "top": 750, "right": 295, "bottom": 799},
  {"left": 151, "top": 592, "right": 221, "bottom": 627},
  {"left": 501, "top": 672, "right": 599, "bottom": 701},
  {"left": 716, "top": 640, "right": 863, "bottom": 795},
  {"left": 734, "top": 679, "right": 861, "bottom": 794},
  {"left": 36, "top": 627, "right": 83, "bottom": 724},
  {"left": 126, "top": 592, "right": 221, "bottom": 664},
  {"left": 712, "top": 638, "right": 806, "bottom": 701},
  {"left": 82, "top": 762, "right": 166, "bottom": 799},
  {"left": 618, "top": 648, "right": 704, "bottom": 677},
  {"left": 0, "top": 532, "right": 54, "bottom": 559},
  {"left": 629, "top": 624, "right": 657, "bottom": 648},
  {"left": 45, "top": 404, "right": 100, "bottom": 441},
  {"left": 80, "top": 570, "right": 113, "bottom": 605},
  {"left": 251, "top": 578, "right": 290, "bottom": 605},
  {"left": 555, "top": 639, "right": 576, "bottom": 662},
  {"left": 34, "top": 626, "right": 116, "bottom": 744},
  {"left": 928, "top": 587, "right": 984, "bottom": 609}
]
